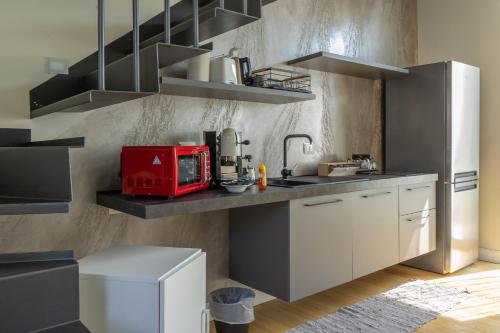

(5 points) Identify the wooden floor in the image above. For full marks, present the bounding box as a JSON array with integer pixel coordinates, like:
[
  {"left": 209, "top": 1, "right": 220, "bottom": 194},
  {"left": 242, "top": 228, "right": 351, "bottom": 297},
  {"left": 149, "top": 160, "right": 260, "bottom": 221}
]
[{"left": 212, "top": 262, "right": 500, "bottom": 332}]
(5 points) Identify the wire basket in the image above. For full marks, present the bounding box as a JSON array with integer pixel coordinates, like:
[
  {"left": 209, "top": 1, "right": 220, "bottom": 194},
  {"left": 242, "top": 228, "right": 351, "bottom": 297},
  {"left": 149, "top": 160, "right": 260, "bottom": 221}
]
[{"left": 252, "top": 67, "right": 312, "bottom": 93}]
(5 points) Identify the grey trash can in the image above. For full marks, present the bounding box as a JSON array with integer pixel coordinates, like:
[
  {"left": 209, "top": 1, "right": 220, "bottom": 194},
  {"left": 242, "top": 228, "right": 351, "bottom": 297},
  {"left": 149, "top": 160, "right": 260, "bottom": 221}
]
[{"left": 209, "top": 287, "right": 256, "bottom": 333}]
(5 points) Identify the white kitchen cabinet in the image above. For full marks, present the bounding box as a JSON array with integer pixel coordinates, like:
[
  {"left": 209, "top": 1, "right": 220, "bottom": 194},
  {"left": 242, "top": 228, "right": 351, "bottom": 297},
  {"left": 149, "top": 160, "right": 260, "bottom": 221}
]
[
  {"left": 230, "top": 180, "right": 437, "bottom": 302},
  {"left": 352, "top": 187, "right": 399, "bottom": 279},
  {"left": 290, "top": 193, "right": 352, "bottom": 301},
  {"left": 79, "top": 246, "right": 208, "bottom": 333},
  {"left": 400, "top": 209, "right": 437, "bottom": 261},
  {"left": 399, "top": 182, "right": 436, "bottom": 215}
]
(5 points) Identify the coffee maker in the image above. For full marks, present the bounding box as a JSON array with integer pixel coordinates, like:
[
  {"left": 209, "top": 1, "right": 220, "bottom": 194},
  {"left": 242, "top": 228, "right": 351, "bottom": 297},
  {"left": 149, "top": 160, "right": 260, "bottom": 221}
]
[{"left": 204, "top": 128, "right": 251, "bottom": 185}]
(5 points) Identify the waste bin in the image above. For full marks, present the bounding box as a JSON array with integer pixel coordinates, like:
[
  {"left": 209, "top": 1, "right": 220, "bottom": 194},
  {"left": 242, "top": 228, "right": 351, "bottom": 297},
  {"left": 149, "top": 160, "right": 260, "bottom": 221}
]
[{"left": 209, "top": 287, "right": 256, "bottom": 333}]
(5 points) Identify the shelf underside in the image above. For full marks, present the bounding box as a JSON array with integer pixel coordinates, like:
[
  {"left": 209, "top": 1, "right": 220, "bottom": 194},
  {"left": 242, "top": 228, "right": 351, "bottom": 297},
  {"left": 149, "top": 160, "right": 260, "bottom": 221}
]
[
  {"left": 160, "top": 77, "right": 316, "bottom": 104},
  {"left": 288, "top": 52, "right": 409, "bottom": 80},
  {"left": 31, "top": 90, "right": 153, "bottom": 118}
]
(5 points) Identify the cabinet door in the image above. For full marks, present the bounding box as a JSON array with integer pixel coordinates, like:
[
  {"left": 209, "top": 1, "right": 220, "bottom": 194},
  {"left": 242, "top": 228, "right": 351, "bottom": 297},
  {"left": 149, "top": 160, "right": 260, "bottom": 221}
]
[
  {"left": 352, "top": 188, "right": 399, "bottom": 279},
  {"left": 290, "top": 193, "right": 352, "bottom": 301},
  {"left": 400, "top": 209, "right": 436, "bottom": 262},
  {"left": 161, "top": 254, "right": 207, "bottom": 333}
]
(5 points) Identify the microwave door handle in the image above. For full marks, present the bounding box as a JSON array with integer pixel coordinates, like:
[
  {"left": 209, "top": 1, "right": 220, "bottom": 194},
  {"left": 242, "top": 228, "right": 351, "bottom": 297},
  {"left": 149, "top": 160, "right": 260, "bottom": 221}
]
[{"left": 202, "top": 151, "right": 209, "bottom": 185}]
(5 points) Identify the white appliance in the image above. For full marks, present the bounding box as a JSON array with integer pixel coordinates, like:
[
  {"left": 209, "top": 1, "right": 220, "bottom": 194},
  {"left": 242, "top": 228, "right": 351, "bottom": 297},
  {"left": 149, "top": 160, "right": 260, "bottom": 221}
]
[
  {"left": 79, "top": 246, "right": 209, "bottom": 333},
  {"left": 210, "top": 56, "right": 238, "bottom": 84},
  {"left": 386, "top": 61, "right": 480, "bottom": 274}
]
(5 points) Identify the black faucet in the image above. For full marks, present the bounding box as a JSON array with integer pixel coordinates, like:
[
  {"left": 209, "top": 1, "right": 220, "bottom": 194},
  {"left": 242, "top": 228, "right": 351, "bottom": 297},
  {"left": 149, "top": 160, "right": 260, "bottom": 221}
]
[{"left": 281, "top": 134, "right": 313, "bottom": 180}]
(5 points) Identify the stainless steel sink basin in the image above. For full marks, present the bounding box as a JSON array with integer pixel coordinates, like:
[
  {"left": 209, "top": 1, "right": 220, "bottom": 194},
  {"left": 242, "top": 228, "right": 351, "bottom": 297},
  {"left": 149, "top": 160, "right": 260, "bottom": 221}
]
[
  {"left": 268, "top": 179, "right": 317, "bottom": 188},
  {"left": 268, "top": 176, "right": 370, "bottom": 188}
]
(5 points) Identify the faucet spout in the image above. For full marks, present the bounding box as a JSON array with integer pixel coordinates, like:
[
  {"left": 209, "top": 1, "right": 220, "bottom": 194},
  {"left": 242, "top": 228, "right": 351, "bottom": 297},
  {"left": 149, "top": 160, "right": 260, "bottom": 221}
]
[{"left": 282, "top": 134, "right": 313, "bottom": 179}]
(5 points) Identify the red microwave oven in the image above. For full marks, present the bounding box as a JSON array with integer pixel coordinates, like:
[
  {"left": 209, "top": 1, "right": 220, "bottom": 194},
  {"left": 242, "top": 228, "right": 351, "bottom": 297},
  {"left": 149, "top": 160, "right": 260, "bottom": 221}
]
[{"left": 121, "top": 146, "right": 211, "bottom": 198}]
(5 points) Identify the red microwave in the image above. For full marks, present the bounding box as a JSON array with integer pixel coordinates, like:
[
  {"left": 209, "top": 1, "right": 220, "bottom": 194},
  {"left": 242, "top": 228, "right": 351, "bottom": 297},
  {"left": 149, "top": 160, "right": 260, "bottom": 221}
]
[{"left": 121, "top": 146, "right": 211, "bottom": 198}]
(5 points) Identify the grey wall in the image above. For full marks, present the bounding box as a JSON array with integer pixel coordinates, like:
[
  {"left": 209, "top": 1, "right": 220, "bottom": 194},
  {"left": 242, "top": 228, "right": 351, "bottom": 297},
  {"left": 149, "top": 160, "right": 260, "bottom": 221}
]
[{"left": 0, "top": 0, "right": 417, "bottom": 294}]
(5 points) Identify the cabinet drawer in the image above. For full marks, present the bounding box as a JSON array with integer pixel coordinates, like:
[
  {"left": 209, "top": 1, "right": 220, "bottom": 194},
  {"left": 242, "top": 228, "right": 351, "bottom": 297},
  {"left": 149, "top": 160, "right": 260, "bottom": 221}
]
[
  {"left": 399, "top": 209, "right": 436, "bottom": 262},
  {"left": 399, "top": 182, "right": 436, "bottom": 215}
]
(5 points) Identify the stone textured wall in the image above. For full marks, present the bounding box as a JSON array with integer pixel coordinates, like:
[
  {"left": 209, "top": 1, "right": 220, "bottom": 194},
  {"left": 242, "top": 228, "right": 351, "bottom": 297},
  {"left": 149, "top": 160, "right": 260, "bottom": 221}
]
[{"left": 0, "top": 0, "right": 417, "bottom": 294}]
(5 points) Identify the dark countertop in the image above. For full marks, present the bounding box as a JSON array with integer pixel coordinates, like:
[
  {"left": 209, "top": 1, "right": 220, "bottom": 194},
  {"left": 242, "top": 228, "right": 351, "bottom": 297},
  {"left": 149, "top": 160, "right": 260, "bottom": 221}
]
[{"left": 96, "top": 173, "right": 438, "bottom": 219}]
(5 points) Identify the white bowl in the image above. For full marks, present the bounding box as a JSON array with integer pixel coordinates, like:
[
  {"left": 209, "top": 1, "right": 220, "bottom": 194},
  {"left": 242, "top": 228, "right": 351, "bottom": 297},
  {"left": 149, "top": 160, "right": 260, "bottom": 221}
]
[{"left": 223, "top": 184, "right": 250, "bottom": 193}]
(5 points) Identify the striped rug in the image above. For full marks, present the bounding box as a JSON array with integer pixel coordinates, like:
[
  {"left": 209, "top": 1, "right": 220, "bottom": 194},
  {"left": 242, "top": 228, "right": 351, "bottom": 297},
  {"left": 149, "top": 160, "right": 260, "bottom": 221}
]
[{"left": 287, "top": 280, "right": 470, "bottom": 333}]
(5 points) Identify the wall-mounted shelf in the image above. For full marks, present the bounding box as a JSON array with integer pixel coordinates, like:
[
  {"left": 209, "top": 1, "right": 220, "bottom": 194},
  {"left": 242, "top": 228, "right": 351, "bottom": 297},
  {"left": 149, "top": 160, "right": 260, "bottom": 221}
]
[
  {"left": 287, "top": 52, "right": 409, "bottom": 80},
  {"left": 0, "top": 129, "right": 84, "bottom": 215},
  {"left": 160, "top": 77, "right": 316, "bottom": 104}
]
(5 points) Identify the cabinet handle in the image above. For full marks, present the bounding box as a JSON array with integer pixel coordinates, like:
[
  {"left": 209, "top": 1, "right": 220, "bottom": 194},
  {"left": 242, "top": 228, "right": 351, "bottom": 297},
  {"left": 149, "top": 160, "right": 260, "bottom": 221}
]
[
  {"left": 361, "top": 191, "right": 392, "bottom": 199},
  {"left": 406, "top": 185, "right": 431, "bottom": 192},
  {"left": 304, "top": 199, "right": 343, "bottom": 207},
  {"left": 406, "top": 215, "right": 431, "bottom": 222}
]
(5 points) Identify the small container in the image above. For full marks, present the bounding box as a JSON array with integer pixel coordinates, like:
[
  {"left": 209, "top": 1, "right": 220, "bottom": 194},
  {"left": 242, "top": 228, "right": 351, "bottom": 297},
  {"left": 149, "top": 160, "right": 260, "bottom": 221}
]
[
  {"left": 258, "top": 164, "right": 267, "bottom": 191},
  {"left": 247, "top": 165, "right": 256, "bottom": 183},
  {"left": 209, "top": 287, "right": 255, "bottom": 333}
]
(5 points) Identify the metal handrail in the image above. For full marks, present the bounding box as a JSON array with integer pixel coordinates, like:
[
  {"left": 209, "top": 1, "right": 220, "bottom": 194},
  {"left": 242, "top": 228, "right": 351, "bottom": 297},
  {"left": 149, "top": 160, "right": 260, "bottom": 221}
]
[{"left": 98, "top": 0, "right": 105, "bottom": 90}]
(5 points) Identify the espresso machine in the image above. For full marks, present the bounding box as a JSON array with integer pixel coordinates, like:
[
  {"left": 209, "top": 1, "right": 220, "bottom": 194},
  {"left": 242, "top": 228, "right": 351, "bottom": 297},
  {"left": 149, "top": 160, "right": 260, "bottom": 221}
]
[{"left": 204, "top": 128, "right": 251, "bottom": 185}]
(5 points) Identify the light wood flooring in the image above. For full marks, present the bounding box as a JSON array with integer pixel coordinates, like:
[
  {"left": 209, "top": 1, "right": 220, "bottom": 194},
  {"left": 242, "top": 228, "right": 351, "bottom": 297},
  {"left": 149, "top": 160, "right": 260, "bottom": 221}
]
[{"left": 212, "top": 262, "right": 500, "bottom": 332}]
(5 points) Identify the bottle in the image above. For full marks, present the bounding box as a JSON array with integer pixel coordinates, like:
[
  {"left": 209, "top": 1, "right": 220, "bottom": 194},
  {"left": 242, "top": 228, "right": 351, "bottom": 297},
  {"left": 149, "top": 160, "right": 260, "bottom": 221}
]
[
  {"left": 247, "top": 164, "right": 256, "bottom": 183},
  {"left": 258, "top": 163, "right": 267, "bottom": 191}
]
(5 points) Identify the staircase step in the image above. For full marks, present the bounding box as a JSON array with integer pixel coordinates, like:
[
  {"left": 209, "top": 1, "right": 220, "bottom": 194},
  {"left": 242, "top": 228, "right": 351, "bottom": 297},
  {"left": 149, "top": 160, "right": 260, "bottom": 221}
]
[
  {"left": 0, "top": 251, "right": 85, "bottom": 333},
  {"left": 30, "top": 0, "right": 262, "bottom": 116}
]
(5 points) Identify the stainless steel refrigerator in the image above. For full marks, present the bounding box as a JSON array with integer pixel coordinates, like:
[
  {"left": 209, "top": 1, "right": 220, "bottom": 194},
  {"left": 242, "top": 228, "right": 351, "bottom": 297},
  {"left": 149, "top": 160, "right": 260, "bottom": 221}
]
[{"left": 385, "top": 61, "right": 480, "bottom": 274}]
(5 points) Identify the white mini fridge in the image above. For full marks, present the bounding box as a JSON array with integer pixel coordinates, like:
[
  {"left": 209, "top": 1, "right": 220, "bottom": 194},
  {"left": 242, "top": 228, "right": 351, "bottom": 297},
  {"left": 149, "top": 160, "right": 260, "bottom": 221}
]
[{"left": 79, "top": 246, "right": 208, "bottom": 333}]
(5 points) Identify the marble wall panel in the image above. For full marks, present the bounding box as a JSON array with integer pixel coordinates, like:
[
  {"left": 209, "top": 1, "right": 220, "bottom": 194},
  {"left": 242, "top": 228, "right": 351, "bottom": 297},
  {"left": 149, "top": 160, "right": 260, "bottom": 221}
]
[{"left": 0, "top": 0, "right": 417, "bottom": 295}]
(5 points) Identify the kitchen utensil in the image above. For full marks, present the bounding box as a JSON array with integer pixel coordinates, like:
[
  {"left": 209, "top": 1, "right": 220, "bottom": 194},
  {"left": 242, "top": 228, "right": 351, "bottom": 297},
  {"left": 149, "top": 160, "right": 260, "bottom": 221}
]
[{"left": 210, "top": 56, "right": 238, "bottom": 84}]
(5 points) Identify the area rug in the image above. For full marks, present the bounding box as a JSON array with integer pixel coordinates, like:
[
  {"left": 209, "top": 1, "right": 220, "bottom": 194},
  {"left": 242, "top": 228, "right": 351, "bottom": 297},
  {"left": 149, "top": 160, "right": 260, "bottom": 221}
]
[{"left": 287, "top": 280, "right": 470, "bottom": 333}]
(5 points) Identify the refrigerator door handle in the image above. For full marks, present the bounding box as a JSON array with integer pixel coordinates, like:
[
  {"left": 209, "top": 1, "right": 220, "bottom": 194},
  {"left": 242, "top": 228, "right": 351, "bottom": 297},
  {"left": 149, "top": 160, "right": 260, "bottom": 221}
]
[
  {"left": 454, "top": 182, "right": 478, "bottom": 193},
  {"left": 454, "top": 170, "right": 478, "bottom": 184}
]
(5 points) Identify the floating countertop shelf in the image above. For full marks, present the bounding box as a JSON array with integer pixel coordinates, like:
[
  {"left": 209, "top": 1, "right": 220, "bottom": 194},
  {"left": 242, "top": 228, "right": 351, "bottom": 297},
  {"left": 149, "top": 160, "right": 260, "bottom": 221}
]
[
  {"left": 96, "top": 174, "right": 438, "bottom": 219},
  {"left": 287, "top": 52, "right": 409, "bottom": 80},
  {"left": 160, "top": 77, "right": 316, "bottom": 104}
]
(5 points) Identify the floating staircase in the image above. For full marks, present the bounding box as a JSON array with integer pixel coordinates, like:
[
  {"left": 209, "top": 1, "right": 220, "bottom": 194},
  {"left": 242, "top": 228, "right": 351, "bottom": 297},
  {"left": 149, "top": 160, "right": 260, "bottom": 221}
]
[{"left": 30, "top": 0, "right": 277, "bottom": 118}]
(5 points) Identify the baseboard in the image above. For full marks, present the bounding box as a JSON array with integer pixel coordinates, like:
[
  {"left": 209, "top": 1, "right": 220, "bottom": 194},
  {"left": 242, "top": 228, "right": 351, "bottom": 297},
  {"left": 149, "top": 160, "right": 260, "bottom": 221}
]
[{"left": 479, "top": 247, "right": 500, "bottom": 264}]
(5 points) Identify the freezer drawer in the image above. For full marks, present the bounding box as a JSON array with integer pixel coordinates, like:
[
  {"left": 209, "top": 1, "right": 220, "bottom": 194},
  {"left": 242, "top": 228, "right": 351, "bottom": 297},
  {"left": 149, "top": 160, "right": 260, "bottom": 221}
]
[
  {"left": 447, "top": 181, "right": 479, "bottom": 273},
  {"left": 399, "top": 182, "right": 436, "bottom": 215},
  {"left": 400, "top": 209, "right": 437, "bottom": 262}
]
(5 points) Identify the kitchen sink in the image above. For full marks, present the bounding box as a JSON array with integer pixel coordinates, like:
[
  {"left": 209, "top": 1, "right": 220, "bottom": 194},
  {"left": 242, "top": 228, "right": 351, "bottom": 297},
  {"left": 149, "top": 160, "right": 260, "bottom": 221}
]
[
  {"left": 268, "top": 179, "right": 318, "bottom": 188},
  {"left": 268, "top": 176, "right": 370, "bottom": 188}
]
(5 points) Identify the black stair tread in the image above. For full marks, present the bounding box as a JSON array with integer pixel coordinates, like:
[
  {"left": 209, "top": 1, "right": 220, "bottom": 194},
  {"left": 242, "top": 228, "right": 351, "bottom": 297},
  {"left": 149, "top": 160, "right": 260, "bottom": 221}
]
[
  {"left": 0, "top": 251, "right": 76, "bottom": 278},
  {"left": 0, "top": 260, "right": 77, "bottom": 279},
  {"left": 39, "top": 321, "right": 91, "bottom": 333}
]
